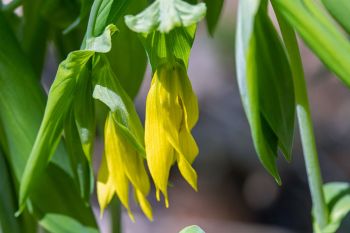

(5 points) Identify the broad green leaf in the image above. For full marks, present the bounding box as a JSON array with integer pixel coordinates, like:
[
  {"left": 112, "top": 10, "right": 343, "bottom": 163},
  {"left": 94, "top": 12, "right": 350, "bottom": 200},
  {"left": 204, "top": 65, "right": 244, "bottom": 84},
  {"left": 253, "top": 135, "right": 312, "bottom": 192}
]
[
  {"left": 271, "top": 0, "right": 350, "bottom": 87},
  {"left": 19, "top": 24, "right": 116, "bottom": 208},
  {"left": 179, "top": 225, "right": 205, "bottom": 233},
  {"left": 139, "top": 25, "right": 197, "bottom": 70},
  {"left": 19, "top": 50, "right": 94, "bottom": 209},
  {"left": 64, "top": 111, "right": 94, "bottom": 204},
  {"left": 321, "top": 0, "right": 350, "bottom": 34},
  {"left": 107, "top": 0, "right": 148, "bottom": 99},
  {"left": 0, "top": 149, "right": 37, "bottom": 233},
  {"left": 125, "top": 0, "right": 206, "bottom": 33},
  {"left": 313, "top": 182, "right": 350, "bottom": 233},
  {"left": 21, "top": 0, "right": 48, "bottom": 75},
  {"left": 204, "top": 0, "right": 224, "bottom": 35},
  {"left": 236, "top": 0, "right": 295, "bottom": 183},
  {"left": 92, "top": 54, "right": 146, "bottom": 156},
  {"left": 0, "top": 13, "right": 98, "bottom": 232}
]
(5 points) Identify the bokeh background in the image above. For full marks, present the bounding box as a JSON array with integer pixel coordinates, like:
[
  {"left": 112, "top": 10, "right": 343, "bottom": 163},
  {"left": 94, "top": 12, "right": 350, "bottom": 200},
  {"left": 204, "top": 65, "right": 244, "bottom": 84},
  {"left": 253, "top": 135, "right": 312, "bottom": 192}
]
[{"left": 40, "top": 1, "right": 350, "bottom": 233}]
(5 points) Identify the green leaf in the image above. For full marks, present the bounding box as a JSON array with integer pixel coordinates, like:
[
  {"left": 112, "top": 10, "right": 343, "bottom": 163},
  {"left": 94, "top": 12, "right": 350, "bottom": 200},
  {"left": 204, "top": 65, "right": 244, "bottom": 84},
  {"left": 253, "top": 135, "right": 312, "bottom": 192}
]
[
  {"left": 19, "top": 24, "right": 116, "bottom": 208},
  {"left": 64, "top": 111, "right": 94, "bottom": 204},
  {"left": 21, "top": 0, "right": 48, "bottom": 75},
  {"left": 139, "top": 25, "right": 197, "bottom": 70},
  {"left": 125, "top": 0, "right": 206, "bottom": 33},
  {"left": 204, "top": 0, "right": 224, "bottom": 35},
  {"left": 0, "top": 12, "right": 99, "bottom": 232},
  {"left": 107, "top": 0, "right": 148, "bottom": 99},
  {"left": 236, "top": 0, "right": 295, "bottom": 183},
  {"left": 271, "top": 0, "right": 350, "bottom": 87},
  {"left": 92, "top": 0, "right": 129, "bottom": 37},
  {"left": 92, "top": 54, "right": 145, "bottom": 156},
  {"left": 313, "top": 182, "right": 350, "bottom": 233},
  {"left": 0, "top": 149, "right": 37, "bottom": 233},
  {"left": 321, "top": 0, "right": 350, "bottom": 34},
  {"left": 179, "top": 225, "right": 205, "bottom": 233},
  {"left": 19, "top": 50, "right": 94, "bottom": 209}
]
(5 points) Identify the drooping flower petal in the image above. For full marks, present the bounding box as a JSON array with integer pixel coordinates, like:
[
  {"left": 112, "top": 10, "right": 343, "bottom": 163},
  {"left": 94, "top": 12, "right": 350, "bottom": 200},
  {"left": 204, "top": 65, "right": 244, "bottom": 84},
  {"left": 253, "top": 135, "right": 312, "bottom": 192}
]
[
  {"left": 104, "top": 113, "right": 134, "bottom": 221},
  {"left": 145, "top": 62, "right": 199, "bottom": 206},
  {"left": 97, "top": 153, "right": 115, "bottom": 218},
  {"left": 104, "top": 112, "right": 152, "bottom": 221}
]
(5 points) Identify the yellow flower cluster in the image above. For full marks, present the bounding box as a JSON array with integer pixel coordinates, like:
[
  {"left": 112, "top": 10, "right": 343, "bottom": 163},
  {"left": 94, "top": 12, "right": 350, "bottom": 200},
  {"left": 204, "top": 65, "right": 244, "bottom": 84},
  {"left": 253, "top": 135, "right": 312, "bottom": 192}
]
[{"left": 97, "top": 61, "right": 199, "bottom": 220}]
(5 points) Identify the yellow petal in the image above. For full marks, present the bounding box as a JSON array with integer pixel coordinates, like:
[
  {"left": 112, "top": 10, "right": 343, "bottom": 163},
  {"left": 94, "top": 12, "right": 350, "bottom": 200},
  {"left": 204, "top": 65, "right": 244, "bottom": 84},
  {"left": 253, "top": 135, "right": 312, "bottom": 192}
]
[
  {"left": 176, "top": 153, "right": 198, "bottom": 191},
  {"left": 105, "top": 113, "right": 133, "bottom": 219},
  {"left": 97, "top": 153, "right": 115, "bottom": 218},
  {"left": 145, "top": 74, "right": 174, "bottom": 206},
  {"left": 135, "top": 189, "right": 153, "bottom": 221},
  {"left": 174, "top": 63, "right": 199, "bottom": 130}
]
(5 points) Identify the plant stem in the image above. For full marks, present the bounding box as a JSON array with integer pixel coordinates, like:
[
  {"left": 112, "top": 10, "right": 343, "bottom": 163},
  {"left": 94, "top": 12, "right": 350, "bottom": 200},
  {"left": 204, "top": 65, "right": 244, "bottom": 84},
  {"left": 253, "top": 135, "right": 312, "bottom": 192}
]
[
  {"left": 111, "top": 198, "right": 121, "bottom": 233},
  {"left": 273, "top": 6, "right": 329, "bottom": 229}
]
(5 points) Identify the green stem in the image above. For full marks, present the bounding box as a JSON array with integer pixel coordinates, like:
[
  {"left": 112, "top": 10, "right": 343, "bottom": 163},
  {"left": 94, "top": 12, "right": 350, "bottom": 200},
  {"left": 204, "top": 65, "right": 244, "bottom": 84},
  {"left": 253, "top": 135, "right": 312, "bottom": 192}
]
[
  {"left": 273, "top": 5, "right": 329, "bottom": 229},
  {"left": 111, "top": 198, "right": 121, "bottom": 233}
]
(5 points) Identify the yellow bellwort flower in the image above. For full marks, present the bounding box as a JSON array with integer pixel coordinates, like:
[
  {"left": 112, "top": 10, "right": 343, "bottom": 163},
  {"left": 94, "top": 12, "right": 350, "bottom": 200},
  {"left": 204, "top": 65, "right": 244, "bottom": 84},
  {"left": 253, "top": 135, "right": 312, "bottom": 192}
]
[
  {"left": 97, "top": 113, "right": 153, "bottom": 221},
  {"left": 145, "top": 62, "right": 199, "bottom": 207}
]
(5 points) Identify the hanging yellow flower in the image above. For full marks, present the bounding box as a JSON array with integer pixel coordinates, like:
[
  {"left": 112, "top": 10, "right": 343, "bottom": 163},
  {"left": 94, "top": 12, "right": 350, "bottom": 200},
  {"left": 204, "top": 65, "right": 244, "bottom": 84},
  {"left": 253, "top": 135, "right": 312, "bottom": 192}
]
[
  {"left": 145, "top": 61, "right": 199, "bottom": 207},
  {"left": 97, "top": 112, "right": 153, "bottom": 221}
]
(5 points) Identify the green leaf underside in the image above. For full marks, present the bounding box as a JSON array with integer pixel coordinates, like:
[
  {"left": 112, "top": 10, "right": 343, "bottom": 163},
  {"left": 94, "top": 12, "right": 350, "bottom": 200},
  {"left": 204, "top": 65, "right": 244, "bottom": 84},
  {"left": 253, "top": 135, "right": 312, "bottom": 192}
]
[
  {"left": 0, "top": 12, "right": 98, "bottom": 233},
  {"left": 204, "top": 0, "right": 224, "bottom": 35},
  {"left": 313, "top": 182, "right": 350, "bottom": 233},
  {"left": 125, "top": 0, "right": 206, "bottom": 33},
  {"left": 179, "top": 225, "right": 205, "bottom": 233},
  {"left": 271, "top": 0, "right": 350, "bottom": 87},
  {"left": 321, "top": 0, "right": 350, "bottom": 34},
  {"left": 92, "top": 54, "right": 146, "bottom": 157},
  {"left": 236, "top": 0, "right": 295, "bottom": 183}
]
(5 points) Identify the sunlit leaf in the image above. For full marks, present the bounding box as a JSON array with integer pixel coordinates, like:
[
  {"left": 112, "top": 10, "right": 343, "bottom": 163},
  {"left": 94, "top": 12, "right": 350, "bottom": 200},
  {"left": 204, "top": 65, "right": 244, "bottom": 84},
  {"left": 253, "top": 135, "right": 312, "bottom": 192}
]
[
  {"left": 236, "top": 0, "right": 295, "bottom": 183},
  {"left": 321, "top": 0, "right": 350, "bottom": 34},
  {"left": 19, "top": 50, "right": 94, "bottom": 209},
  {"left": 271, "top": 0, "right": 350, "bottom": 87}
]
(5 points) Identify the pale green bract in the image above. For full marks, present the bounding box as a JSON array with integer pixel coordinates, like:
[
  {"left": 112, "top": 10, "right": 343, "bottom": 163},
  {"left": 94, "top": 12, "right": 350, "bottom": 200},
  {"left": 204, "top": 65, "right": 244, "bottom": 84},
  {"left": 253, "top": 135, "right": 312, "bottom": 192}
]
[
  {"left": 125, "top": 0, "right": 206, "bottom": 33},
  {"left": 179, "top": 225, "right": 205, "bottom": 233}
]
